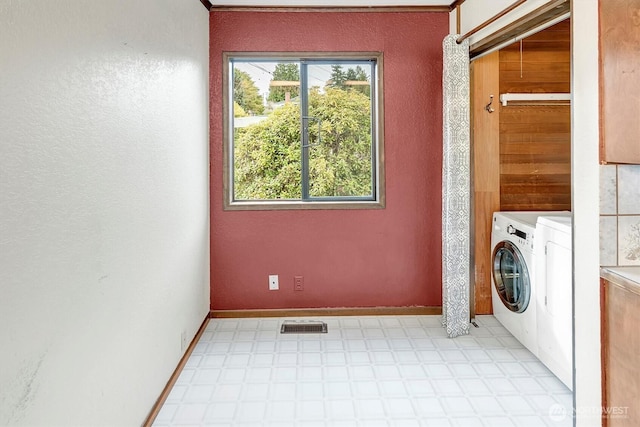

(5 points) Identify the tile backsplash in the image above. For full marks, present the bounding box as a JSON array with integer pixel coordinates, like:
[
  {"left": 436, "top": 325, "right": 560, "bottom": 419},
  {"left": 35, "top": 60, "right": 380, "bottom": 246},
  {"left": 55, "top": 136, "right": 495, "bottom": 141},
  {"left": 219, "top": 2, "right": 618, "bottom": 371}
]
[{"left": 600, "top": 165, "right": 640, "bottom": 266}]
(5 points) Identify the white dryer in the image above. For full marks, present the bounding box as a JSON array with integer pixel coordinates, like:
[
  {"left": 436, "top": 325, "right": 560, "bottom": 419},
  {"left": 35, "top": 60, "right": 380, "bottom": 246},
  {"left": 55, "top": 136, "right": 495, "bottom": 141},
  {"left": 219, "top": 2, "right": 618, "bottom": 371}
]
[
  {"left": 491, "top": 212, "right": 545, "bottom": 355},
  {"left": 535, "top": 215, "right": 573, "bottom": 390}
]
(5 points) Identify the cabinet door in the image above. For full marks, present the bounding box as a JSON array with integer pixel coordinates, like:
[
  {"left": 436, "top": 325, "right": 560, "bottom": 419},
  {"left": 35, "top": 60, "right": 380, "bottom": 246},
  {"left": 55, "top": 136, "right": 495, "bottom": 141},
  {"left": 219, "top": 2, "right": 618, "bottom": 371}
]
[
  {"left": 537, "top": 240, "right": 572, "bottom": 389},
  {"left": 600, "top": 0, "right": 640, "bottom": 164},
  {"left": 602, "top": 279, "right": 640, "bottom": 425}
]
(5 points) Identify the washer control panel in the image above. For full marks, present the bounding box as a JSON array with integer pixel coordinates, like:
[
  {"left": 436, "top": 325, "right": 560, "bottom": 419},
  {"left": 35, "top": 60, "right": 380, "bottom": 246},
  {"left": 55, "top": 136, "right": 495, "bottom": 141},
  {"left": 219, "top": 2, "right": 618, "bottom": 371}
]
[
  {"left": 494, "top": 216, "right": 535, "bottom": 251},
  {"left": 506, "top": 224, "right": 534, "bottom": 250}
]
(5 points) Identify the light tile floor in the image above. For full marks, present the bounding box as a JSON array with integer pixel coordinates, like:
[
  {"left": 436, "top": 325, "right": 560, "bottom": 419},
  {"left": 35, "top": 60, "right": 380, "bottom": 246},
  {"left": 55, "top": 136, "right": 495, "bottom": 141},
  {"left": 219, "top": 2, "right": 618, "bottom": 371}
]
[{"left": 152, "top": 315, "right": 573, "bottom": 427}]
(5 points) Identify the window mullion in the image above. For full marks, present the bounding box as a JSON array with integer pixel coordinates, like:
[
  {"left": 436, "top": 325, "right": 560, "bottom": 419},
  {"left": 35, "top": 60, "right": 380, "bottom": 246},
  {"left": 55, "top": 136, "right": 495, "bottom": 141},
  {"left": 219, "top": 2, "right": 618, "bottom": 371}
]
[{"left": 300, "top": 61, "right": 310, "bottom": 200}]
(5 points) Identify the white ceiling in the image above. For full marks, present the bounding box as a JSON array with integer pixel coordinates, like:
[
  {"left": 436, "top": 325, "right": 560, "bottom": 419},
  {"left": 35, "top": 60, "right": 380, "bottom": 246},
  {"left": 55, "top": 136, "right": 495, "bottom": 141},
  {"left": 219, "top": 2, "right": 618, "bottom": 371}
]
[{"left": 209, "top": 0, "right": 452, "bottom": 7}]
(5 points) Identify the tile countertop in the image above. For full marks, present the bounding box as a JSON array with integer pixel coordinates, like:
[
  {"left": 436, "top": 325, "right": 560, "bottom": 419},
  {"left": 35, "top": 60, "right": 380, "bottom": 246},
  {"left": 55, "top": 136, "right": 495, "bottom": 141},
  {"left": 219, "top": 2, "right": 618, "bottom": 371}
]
[{"left": 601, "top": 266, "right": 640, "bottom": 295}]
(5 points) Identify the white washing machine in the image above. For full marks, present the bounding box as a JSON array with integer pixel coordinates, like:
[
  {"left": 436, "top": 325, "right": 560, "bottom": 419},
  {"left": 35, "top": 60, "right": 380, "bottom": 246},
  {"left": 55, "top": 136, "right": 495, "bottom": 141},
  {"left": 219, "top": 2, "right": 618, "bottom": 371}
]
[
  {"left": 535, "top": 215, "right": 573, "bottom": 390},
  {"left": 490, "top": 211, "right": 571, "bottom": 356},
  {"left": 491, "top": 212, "right": 546, "bottom": 355}
]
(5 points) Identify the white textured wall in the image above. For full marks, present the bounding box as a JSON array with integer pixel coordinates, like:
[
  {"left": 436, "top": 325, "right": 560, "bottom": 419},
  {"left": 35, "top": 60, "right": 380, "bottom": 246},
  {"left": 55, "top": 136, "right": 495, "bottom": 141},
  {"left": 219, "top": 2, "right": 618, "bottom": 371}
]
[{"left": 0, "top": 1, "right": 209, "bottom": 425}]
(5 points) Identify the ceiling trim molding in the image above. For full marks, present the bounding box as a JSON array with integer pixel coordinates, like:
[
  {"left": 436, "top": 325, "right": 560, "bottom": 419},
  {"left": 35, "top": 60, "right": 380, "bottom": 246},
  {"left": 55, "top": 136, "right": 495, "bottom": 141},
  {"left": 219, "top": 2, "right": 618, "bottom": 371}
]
[
  {"left": 208, "top": 5, "right": 450, "bottom": 12},
  {"left": 200, "top": 0, "right": 213, "bottom": 10},
  {"left": 448, "top": 0, "right": 465, "bottom": 12}
]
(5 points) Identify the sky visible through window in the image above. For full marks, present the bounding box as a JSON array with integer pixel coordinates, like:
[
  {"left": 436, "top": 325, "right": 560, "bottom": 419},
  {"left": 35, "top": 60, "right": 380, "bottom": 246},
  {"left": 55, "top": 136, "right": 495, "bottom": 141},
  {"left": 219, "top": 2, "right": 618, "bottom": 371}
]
[{"left": 234, "top": 61, "right": 370, "bottom": 104}]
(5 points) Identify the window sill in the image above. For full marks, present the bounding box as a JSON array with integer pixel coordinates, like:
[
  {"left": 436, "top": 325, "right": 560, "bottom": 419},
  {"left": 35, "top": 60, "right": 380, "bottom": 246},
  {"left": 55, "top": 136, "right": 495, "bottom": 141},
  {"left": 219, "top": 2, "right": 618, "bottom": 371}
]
[{"left": 223, "top": 199, "right": 385, "bottom": 211}]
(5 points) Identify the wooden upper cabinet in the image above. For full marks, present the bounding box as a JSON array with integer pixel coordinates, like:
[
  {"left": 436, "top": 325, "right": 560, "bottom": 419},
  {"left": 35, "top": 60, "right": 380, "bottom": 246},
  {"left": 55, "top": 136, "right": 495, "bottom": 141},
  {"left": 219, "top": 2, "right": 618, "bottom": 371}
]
[{"left": 600, "top": 0, "right": 640, "bottom": 164}]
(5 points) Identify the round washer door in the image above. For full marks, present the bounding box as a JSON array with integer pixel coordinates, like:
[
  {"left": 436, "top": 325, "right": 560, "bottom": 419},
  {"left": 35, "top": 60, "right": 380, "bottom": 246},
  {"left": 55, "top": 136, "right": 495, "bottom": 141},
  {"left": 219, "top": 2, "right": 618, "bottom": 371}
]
[{"left": 492, "top": 241, "right": 531, "bottom": 313}]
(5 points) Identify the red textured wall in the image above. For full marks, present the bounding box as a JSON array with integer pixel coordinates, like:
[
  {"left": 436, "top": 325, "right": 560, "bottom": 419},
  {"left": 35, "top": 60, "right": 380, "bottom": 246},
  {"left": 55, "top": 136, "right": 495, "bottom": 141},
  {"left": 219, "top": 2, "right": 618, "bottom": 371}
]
[{"left": 210, "top": 11, "right": 447, "bottom": 310}]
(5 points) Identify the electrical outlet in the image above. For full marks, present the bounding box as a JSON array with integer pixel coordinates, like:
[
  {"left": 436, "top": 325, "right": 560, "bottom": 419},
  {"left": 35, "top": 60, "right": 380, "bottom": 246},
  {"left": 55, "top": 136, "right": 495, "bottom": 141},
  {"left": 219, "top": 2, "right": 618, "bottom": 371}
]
[
  {"left": 181, "top": 330, "right": 187, "bottom": 352},
  {"left": 294, "top": 276, "right": 304, "bottom": 291},
  {"left": 269, "top": 274, "right": 279, "bottom": 290}
]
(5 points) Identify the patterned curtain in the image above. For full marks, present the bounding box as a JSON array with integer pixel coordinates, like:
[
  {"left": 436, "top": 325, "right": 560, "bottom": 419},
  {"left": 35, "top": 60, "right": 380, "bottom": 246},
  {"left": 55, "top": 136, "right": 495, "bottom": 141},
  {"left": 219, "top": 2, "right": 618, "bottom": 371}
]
[{"left": 441, "top": 35, "right": 471, "bottom": 338}]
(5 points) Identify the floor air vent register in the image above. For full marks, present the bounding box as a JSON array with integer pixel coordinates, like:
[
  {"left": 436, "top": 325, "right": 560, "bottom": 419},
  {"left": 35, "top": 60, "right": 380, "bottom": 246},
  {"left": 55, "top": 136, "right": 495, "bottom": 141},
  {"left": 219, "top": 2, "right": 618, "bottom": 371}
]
[{"left": 280, "top": 320, "right": 328, "bottom": 334}]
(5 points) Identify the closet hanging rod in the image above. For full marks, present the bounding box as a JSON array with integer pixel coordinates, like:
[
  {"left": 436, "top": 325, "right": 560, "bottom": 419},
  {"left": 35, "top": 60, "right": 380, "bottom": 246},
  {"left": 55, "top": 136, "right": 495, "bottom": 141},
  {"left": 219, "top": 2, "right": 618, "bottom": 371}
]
[{"left": 499, "top": 93, "right": 571, "bottom": 106}]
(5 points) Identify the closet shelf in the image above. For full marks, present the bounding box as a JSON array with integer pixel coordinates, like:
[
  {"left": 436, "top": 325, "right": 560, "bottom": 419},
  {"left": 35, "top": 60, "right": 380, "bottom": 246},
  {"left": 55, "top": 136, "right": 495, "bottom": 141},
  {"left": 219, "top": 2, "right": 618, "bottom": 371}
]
[{"left": 499, "top": 92, "right": 571, "bottom": 106}]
